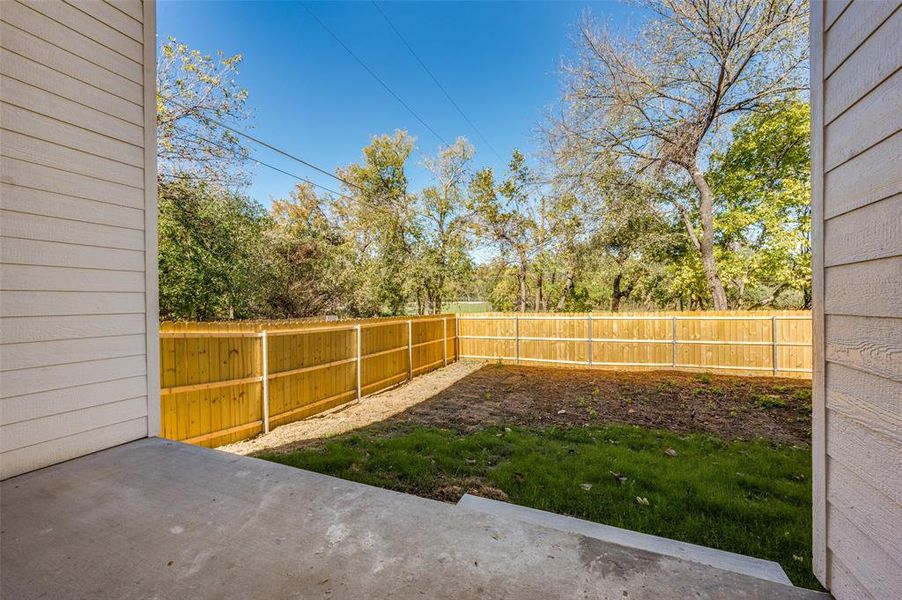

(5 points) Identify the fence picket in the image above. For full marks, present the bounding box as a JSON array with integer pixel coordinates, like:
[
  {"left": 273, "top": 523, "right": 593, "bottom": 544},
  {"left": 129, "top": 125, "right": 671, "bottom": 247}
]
[{"left": 160, "top": 311, "right": 810, "bottom": 448}]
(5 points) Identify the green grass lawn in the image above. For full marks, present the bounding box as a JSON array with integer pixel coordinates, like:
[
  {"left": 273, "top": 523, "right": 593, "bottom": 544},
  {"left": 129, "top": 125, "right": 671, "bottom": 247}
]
[{"left": 260, "top": 424, "right": 819, "bottom": 590}]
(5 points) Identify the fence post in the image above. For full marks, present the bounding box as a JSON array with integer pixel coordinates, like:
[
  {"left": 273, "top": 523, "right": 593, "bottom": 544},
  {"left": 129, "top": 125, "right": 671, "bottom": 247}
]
[
  {"left": 356, "top": 324, "right": 362, "bottom": 401},
  {"left": 443, "top": 317, "right": 448, "bottom": 366},
  {"left": 455, "top": 316, "right": 460, "bottom": 360},
  {"left": 771, "top": 316, "right": 778, "bottom": 376},
  {"left": 587, "top": 314, "right": 593, "bottom": 366},
  {"left": 671, "top": 317, "right": 677, "bottom": 368},
  {"left": 261, "top": 330, "right": 270, "bottom": 434},
  {"left": 407, "top": 319, "right": 413, "bottom": 380},
  {"left": 515, "top": 315, "right": 520, "bottom": 365}
]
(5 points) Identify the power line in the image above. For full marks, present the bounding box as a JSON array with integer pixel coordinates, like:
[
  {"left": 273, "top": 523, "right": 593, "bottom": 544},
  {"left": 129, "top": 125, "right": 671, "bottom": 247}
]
[
  {"left": 301, "top": 1, "right": 449, "bottom": 147},
  {"left": 168, "top": 125, "right": 354, "bottom": 201},
  {"left": 371, "top": 1, "right": 504, "bottom": 162},
  {"left": 165, "top": 125, "right": 411, "bottom": 214},
  {"left": 166, "top": 98, "right": 364, "bottom": 193}
]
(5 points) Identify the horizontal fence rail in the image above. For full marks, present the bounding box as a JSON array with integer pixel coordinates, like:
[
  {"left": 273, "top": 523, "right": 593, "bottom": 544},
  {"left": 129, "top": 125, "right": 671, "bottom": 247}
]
[
  {"left": 160, "top": 310, "right": 811, "bottom": 448},
  {"left": 457, "top": 311, "right": 812, "bottom": 378},
  {"left": 159, "top": 315, "right": 458, "bottom": 447}
]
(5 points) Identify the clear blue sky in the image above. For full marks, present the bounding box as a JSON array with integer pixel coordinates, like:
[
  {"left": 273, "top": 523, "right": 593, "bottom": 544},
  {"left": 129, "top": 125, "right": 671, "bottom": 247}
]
[{"left": 157, "top": 1, "right": 647, "bottom": 207}]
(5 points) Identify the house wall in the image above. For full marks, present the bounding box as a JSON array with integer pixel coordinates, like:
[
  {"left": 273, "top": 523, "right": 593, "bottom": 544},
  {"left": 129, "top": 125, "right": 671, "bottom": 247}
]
[
  {"left": 811, "top": 1, "right": 902, "bottom": 597},
  {"left": 0, "top": 0, "right": 158, "bottom": 479}
]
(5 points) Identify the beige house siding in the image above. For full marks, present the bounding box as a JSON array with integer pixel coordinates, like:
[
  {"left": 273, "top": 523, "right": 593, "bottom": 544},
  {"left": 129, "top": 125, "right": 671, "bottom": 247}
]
[
  {"left": 0, "top": 0, "right": 158, "bottom": 479},
  {"left": 812, "top": 1, "right": 902, "bottom": 597}
]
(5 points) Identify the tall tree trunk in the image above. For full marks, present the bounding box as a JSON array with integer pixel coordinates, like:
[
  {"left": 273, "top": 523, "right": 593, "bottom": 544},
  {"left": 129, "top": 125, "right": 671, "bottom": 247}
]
[
  {"left": 610, "top": 269, "right": 634, "bottom": 312},
  {"left": 556, "top": 272, "right": 574, "bottom": 311},
  {"left": 610, "top": 272, "right": 623, "bottom": 312},
  {"left": 687, "top": 165, "right": 729, "bottom": 310},
  {"left": 535, "top": 271, "right": 543, "bottom": 312},
  {"left": 517, "top": 258, "right": 528, "bottom": 312}
]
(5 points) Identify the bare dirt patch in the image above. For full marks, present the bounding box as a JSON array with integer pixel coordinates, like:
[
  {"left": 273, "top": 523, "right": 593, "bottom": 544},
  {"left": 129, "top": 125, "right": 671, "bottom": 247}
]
[
  {"left": 387, "top": 364, "right": 812, "bottom": 446},
  {"left": 224, "top": 361, "right": 812, "bottom": 456}
]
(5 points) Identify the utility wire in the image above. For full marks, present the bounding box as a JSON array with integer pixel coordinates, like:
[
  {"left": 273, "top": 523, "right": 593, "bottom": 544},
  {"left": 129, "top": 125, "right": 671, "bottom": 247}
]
[
  {"left": 371, "top": 1, "right": 504, "bottom": 162},
  {"left": 301, "top": 1, "right": 449, "bottom": 147},
  {"left": 169, "top": 126, "right": 352, "bottom": 198},
  {"left": 165, "top": 98, "right": 365, "bottom": 192},
  {"left": 167, "top": 125, "right": 395, "bottom": 211}
]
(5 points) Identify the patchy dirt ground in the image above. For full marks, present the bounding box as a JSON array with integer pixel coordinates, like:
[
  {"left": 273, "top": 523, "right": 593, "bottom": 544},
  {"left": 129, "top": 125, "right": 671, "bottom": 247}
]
[
  {"left": 390, "top": 364, "right": 812, "bottom": 445},
  {"left": 223, "top": 361, "right": 812, "bottom": 455}
]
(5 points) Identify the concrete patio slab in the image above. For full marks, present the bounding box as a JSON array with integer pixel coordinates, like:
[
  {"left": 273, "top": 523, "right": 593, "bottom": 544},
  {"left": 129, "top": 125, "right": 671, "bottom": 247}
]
[
  {"left": 456, "top": 493, "right": 793, "bottom": 585},
  {"left": 1, "top": 438, "right": 825, "bottom": 599}
]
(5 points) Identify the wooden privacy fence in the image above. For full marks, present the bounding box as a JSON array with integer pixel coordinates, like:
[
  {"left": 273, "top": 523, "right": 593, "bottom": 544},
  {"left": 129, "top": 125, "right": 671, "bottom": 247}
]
[
  {"left": 159, "top": 315, "right": 458, "bottom": 447},
  {"left": 457, "top": 311, "right": 812, "bottom": 379},
  {"left": 160, "top": 310, "right": 810, "bottom": 448}
]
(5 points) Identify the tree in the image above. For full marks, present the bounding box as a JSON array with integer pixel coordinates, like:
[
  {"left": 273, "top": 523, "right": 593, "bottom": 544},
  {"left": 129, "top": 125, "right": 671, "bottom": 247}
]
[
  {"left": 158, "top": 178, "right": 271, "bottom": 320},
  {"left": 268, "top": 183, "right": 355, "bottom": 317},
  {"left": 558, "top": 0, "right": 808, "bottom": 309},
  {"left": 415, "top": 138, "right": 477, "bottom": 313},
  {"left": 547, "top": 190, "right": 591, "bottom": 311},
  {"left": 469, "top": 150, "right": 538, "bottom": 312},
  {"left": 708, "top": 99, "right": 811, "bottom": 307},
  {"left": 333, "top": 131, "right": 417, "bottom": 315},
  {"left": 156, "top": 38, "right": 250, "bottom": 181}
]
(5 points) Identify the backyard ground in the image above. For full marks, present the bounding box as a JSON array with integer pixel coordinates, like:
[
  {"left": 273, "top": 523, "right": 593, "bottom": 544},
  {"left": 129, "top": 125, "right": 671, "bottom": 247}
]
[{"left": 233, "top": 363, "right": 818, "bottom": 589}]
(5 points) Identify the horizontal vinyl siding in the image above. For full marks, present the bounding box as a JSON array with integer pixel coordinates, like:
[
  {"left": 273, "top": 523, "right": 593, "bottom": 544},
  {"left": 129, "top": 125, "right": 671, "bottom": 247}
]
[
  {"left": 824, "top": 68, "right": 902, "bottom": 172},
  {"left": 0, "top": 238, "right": 145, "bottom": 271},
  {"left": 823, "top": 0, "right": 897, "bottom": 76},
  {"left": 827, "top": 458, "right": 901, "bottom": 561},
  {"left": 66, "top": 1, "right": 143, "bottom": 43},
  {"left": 2, "top": 128, "right": 144, "bottom": 187},
  {"left": 0, "top": 417, "right": 147, "bottom": 477},
  {"left": 0, "top": 210, "right": 145, "bottom": 250},
  {"left": 823, "top": 257, "right": 902, "bottom": 318},
  {"left": 823, "top": 6, "right": 901, "bottom": 123},
  {"left": 815, "top": 1, "right": 902, "bottom": 597},
  {"left": 826, "top": 505, "right": 900, "bottom": 600},
  {"left": 0, "top": 355, "right": 148, "bottom": 400},
  {"left": 2, "top": 1, "right": 142, "bottom": 83},
  {"left": 0, "top": 184, "right": 145, "bottom": 229},
  {"left": 1, "top": 334, "right": 147, "bottom": 371},
  {"left": 0, "top": 20, "right": 142, "bottom": 104},
  {"left": 823, "top": 194, "right": 902, "bottom": 266},
  {"left": 1, "top": 47, "right": 143, "bottom": 125},
  {"left": 0, "top": 0, "right": 151, "bottom": 478},
  {"left": 1, "top": 291, "right": 146, "bottom": 318},
  {"left": 0, "top": 375, "right": 147, "bottom": 425},
  {"left": 0, "top": 101, "right": 144, "bottom": 166},
  {"left": 1, "top": 314, "right": 146, "bottom": 345},
  {"left": 0, "top": 396, "right": 147, "bottom": 453},
  {"left": 1, "top": 157, "right": 144, "bottom": 208}
]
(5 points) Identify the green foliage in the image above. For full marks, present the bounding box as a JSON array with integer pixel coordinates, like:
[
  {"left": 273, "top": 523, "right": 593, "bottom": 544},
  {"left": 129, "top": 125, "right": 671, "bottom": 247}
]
[
  {"left": 754, "top": 394, "right": 788, "bottom": 410},
  {"left": 262, "top": 424, "right": 819, "bottom": 590},
  {"left": 413, "top": 138, "right": 477, "bottom": 313},
  {"left": 335, "top": 131, "right": 417, "bottom": 315},
  {"left": 158, "top": 178, "right": 271, "bottom": 320},
  {"left": 156, "top": 39, "right": 811, "bottom": 317},
  {"left": 267, "top": 184, "right": 356, "bottom": 317},
  {"left": 709, "top": 100, "right": 812, "bottom": 308},
  {"left": 156, "top": 38, "right": 249, "bottom": 181}
]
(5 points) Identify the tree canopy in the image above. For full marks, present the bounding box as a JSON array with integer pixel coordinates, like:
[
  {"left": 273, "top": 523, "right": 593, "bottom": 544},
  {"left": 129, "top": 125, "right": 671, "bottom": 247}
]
[{"left": 158, "top": 7, "right": 812, "bottom": 320}]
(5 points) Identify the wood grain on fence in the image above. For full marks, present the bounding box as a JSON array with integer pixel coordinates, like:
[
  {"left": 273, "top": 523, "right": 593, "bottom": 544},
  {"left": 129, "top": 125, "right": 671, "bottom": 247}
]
[
  {"left": 160, "top": 311, "right": 809, "bottom": 448},
  {"left": 159, "top": 315, "right": 457, "bottom": 447},
  {"left": 457, "top": 311, "right": 812, "bottom": 378}
]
